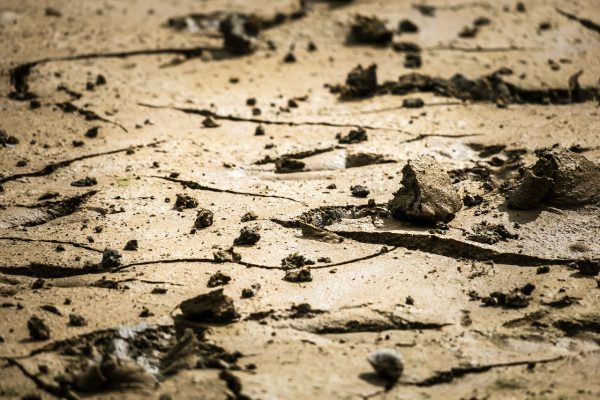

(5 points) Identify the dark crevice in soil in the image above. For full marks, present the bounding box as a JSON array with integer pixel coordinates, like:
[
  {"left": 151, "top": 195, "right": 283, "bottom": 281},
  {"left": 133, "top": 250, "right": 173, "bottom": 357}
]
[
  {"left": 138, "top": 103, "right": 415, "bottom": 134},
  {"left": 255, "top": 146, "right": 341, "bottom": 165},
  {"left": 309, "top": 314, "right": 449, "bottom": 334},
  {"left": 399, "top": 133, "right": 482, "bottom": 144},
  {"left": 425, "top": 45, "right": 539, "bottom": 53},
  {"left": 0, "top": 141, "right": 162, "bottom": 185},
  {"left": 333, "top": 230, "right": 579, "bottom": 266},
  {"left": 0, "top": 263, "right": 103, "bottom": 278},
  {"left": 412, "top": 356, "right": 563, "bottom": 387},
  {"left": 556, "top": 8, "right": 600, "bottom": 34},
  {"left": 8, "top": 46, "right": 221, "bottom": 100},
  {"left": 151, "top": 175, "right": 306, "bottom": 204},
  {"left": 11, "top": 191, "right": 98, "bottom": 227},
  {"left": 55, "top": 101, "right": 128, "bottom": 132},
  {"left": 0, "top": 236, "right": 102, "bottom": 252}
]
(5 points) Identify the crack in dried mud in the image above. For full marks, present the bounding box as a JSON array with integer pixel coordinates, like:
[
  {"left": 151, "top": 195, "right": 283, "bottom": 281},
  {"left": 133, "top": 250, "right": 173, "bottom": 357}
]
[
  {"left": 556, "top": 8, "right": 600, "bottom": 34},
  {"left": 0, "top": 141, "right": 163, "bottom": 185},
  {"left": 55, "top": 101, "right": 128, "bottom": 132},
  {"left": 0, "top": 236, "right": 102, "bottom": 253},
  {"left": 151, "top": 175, "right": 306, "bottom": 204}
]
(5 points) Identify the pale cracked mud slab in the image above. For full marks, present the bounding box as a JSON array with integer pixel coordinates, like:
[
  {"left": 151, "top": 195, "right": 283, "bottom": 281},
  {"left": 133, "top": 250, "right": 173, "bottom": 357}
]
[{"left": 1, "top": 1, "right": 600, "bottom": 399}]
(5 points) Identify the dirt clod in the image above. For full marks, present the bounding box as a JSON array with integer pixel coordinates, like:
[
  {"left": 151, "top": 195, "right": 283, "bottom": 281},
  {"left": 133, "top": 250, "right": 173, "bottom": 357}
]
[
  {"left": 207, "top": 271, "right": 231, "bottom": 287},
  {"left": 101, "top": 248, "right": 122, "bottom": 269},
  {"left": 337, "top": 127, "right": 367, "bottom": 144},
  {"left": 241, "top": 211, "right": 258, "bottom": 222},
  {"left": 350, "top": 15, "right": 393, "bottom": 45},
  {"left": 388, "top": 155, "right": 461, "bottom": 224},
  {"left": 71, "top": 176, "right": 97, "bottom": 187},
  {"left": 275, "top": 158, "right": 305, "bottom": 173},
  {"left": 367, "top": 348, "right": 404, "bottom": 381},
  {"left": 123, "top": 240, "right": 138, "bottom": 251},
  {"left": 283, "top": 268, "right": 312, "bottom": 283},
  {"left": 179, "top": 288, "right": 239, "bottom": 323},
  {"left": 175, "top": 193, "right": 198, "bottom": 210},
  {"left": 351, "top": 185, "right": 370, "bottom": 198},
  {"left": 233, "top": 226, "right": 261, "bottom": 246},
  {"left": 27, "top": 315, "right": 50, "bottom": 340},
  {"left": 194, "top": 208, "right": 214, "bottom": 229}
]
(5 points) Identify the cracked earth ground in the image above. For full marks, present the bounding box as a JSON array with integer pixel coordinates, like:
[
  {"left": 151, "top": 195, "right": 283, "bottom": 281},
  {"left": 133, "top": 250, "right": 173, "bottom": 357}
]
[{"left": 1, "top": 1, "right": 599, "bottom": 399}]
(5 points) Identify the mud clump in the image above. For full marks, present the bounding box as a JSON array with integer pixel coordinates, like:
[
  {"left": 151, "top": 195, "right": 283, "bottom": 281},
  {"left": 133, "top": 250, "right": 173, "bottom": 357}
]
[
  {"left": 0, "top": 129, "right": 19, "bottom": 146},
  {"left": 27, "top": 315, "right": 50, "bottom": 340},
  {"left": 350, "top": 15, "right": 393, "bottom": 45},
  {"left": 214, "top": 247, "right": 241, "bottom": 263},
  {"left": 509, "top": 147, "right": 600, "bottom": 209},
  {"left": 123, "top": 239, "right": 138, "bottom": 251},
  {"left": 241, "top": 211, "right": 258, "bottom": 222},
  {"left": 337, "top": 127, "right": 367, "bottom": 144},
  {"left": 351, "top": 185, "right": 370, "bottom": 198},
  {"left": 283, "top": 268, "right": 312, "bottom": 283},
  {"left": 572, "top": 259, "right": 600, "bottom": 276},
  {"left": 281, "top": 253, "right": 315, "bottom": 269},
  {"left": 207, "top": 271, "right": 231, "bottom": 288},
  {"left": 220, "top": 14, "right": 257, "bottom": 55},
  {"left": 101, "top": 249, "right": 122, "bottom": 269},
  {"left": 481, "top": 283, "right": 535, "bottom": 309},
  {"left": 241, "top": 283, "right": 261, "bottom": 299},
  {"left": 402, "top": 98, "right": 424, "bottom": 108},
  {"left": 339, "top": 64, "right": 378, "bottom": 98},
  {"left": 69, "top": 313, "right": 87, "bottom": 327},
  {"left": 398, "top": 19, "right": 419, "bottom": 33},
  {"left": 175, "top": 193, "right": 198, "bottom": 210},
  {"left": 467, "top": 221, "right": 518, "bottom": 245},
  {"left": 233, "top": 226, "right": 261, "bottom": 246},
  {"left": 275, "top": 158, "right": 305, "bottom": 173},
  {"left": 388, "top": 155, "right": 461, "bottom": 224},
  {"left": 194, "top": 208, "right": 214, "bottom": 229},
  {"left": 71, "top": 176, "right": 97, "bottom": 187},
  {"left": 345, "top": 152, "right": 395, "bottom": 168},
  {"left": 179, "top": 288, "right": 239, "bottom": 323},
  {"left": 368, "top": 349, "right": 404, "bottom": 382}
]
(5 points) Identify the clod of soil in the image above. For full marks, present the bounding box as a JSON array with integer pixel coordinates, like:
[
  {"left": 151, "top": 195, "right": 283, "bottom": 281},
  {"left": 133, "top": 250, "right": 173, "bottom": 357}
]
[
  {"left": 572, "top": 259, "right": 600, "bottom": 276},
  {"left": 398, "top": 19, "right": 419, "bottom": 33},
  {"left": 233, "top": 226, "right": 261, "bottom": 245},
  {"left": 123, "top": 239, "right": 138, "bottom": 251},
  {"left": 27, "top": 315, "right": 50, "bottom": 340},
  {"left": 283, "top": 268, "right": 312, "bottom": 282},
  {"left": 213, "top": 247, "right": 242, "bottom": 263},
  {"left": 350, "top": 15, "right": 393, "bottom": 45},
  {"left": 509, "top": 147, "right": 600, "bottom": 209},
  {"left": 275, "top": 158, "right": 305, "bottom": 173},
  {"left": 351, "top": 185, "right": 370, "bottom": 198},
  {"left": 101, "top": 248, "right": 122, "bottom": 269},
  {"left": 367, "top": 348, "right": 404, "bottom": 381},
  {"left": 341, "top": 64, "right": 378, "bottom": 98},
  {"left": 241, "top": 283, "right": 261, "bottom": 299},
  {"left": 481, "top": 283, "right": 535, "bottom": 308},
  {"left": 175, "top": 193, "right": 198, "bottom": 210},
  {"left": 392, "top": 42, "right": 421, "bottom": 52},
  {"left": 207, "top": 271, "right": 232, "bottom": 288},
  {"left": 337, "top": 127, "right": 367, "bottom": 144},
  {"left": 202, "top": 116, "right": 219, "bottom": 128},
  {"left": 71, "top": 176, "right": 97, "bottom": 187},
  {"left": 402, "top": 97, "right": 424, "bottom": 108},
  {"left": 467, "top": 221, "right": 519, "bottom": 245},
  {"left": 388, "top": 155, "right": 462, "bottom": 224},
  {"left": 220, "top": 14, "right": 257, "bottom": 55},
  {"left": 69, "top": 313, "right": 87, "bottom": 327},
  {"left": 194, "top": 208, "right": 214, "bottom": 229},
  {"left": 403, "top": 53, "right": 422, "bottom": 69},
  {"left": 179, "top": 288, "right": 239, "bottom": 323},
  {"left": 241, "top": 211, "right": 258, "bottom": 222},
  {"left": 345, "top": 152, "right": 394, "bottom": 168},
  {"left": 281, "top": 253, "right": 315, "bottom": 269},
  {"left": 0, "top": 129, "right": 19, "bottom": 146}
]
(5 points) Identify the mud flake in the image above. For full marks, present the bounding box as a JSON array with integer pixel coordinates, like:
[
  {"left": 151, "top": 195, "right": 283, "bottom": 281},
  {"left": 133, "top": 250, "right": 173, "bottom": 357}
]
[
  {"left": 179, "top": 288, "right": 238, "bottom": 323},
  {"left": 388, "top": 155, "right": 461, "bottom": 224}
]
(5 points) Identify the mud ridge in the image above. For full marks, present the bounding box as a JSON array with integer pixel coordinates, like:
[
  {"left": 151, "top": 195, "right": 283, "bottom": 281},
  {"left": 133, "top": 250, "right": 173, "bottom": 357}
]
[
  {"left": 0, "top": 236, "right": 102, "bottom": 253},
  {"left": 0, "top": 142, "right": 162, "bottom": 185},
  {"left": 138, "top": 103, "right": 416, "bottom": 134},
  {"left": 151, "top": 175, "right": 306, "bottom": 204}
]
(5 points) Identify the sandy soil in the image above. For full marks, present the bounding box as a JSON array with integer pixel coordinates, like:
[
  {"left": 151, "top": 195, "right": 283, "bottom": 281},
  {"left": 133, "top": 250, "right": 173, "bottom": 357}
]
[{"left": 1, "top": 0, "right": 599, "bottom": 399}]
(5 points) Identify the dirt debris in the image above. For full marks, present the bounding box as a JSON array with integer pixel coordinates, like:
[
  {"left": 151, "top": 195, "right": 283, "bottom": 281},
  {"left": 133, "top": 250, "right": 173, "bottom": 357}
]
[
  {"left": 481, "top": 283, "right": 535, "bottom": 309},
  {"left": 179, "top": 288, "right": 239, "bottom": 323},
  {"left": 281, "top": 253, "right": 315, "bottom": 269},
  {"left": 336, "top": 127, "right": 367, "bottom": 144},
  {"left": 349, "top": 15, "right": 393, "bottom": 45},
  {"left": 207, "top": 271, "right": 232, "bottom": 287},
  {"left": 194, "top": 208, "right": 214, "bottom": 229},
  {"left": 27, "top": 315, "right": 50, "bottom": 340},
  {"left": 350, "top": 185, "right": 370, "bottom": 198},
  {"left": 509, "top": 146, "right": 600, "bottom": 209},
  {"left": 283, "top": 268, "right": 312, "bottom": 283},
  {"left": 467, "top": 221, "right": 519, "bottom": 245},
  {"left": 388, "top": 155, "right": 462, "bottom": 224},
  {"left": 367, "top": 348, "right": 404, "bottom": 382},
  {"left": 175, "top": 193, "right": 198, "bottom": 210},
  {"left": 233, "top": 226, "right": 261, "bottom": 246}
]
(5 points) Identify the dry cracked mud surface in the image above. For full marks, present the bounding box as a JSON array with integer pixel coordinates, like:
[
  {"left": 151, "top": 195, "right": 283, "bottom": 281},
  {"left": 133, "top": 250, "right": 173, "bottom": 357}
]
[{"left": 1, "top": 0, "right": 599, "bottom": 399}]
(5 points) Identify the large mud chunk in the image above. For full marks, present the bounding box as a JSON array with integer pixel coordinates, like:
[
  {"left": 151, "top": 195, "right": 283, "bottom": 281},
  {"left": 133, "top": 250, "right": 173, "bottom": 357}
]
[
  {"left": 510, "top": 147, "right": 600, "bottom": 209},
  {"left": 388, "top": 155, "right": 461, "bottom": 224},
  {"left": 179, "top": 288, "right": 239, "bottom": 323}
]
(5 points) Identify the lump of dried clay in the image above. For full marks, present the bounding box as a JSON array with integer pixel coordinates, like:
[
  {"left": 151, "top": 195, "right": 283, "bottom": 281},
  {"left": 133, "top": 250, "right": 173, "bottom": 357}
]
[
  {"left": 233, "top": 226, "right": 261, "bottom": 245},
  {"left": 219, "top": 14, "right": 257, "bottom": 55},
  {"left": 275, "top": 158, "right": 305, "bottom": 173},
  {"left": 175, "top": 193, "right": 198, "bottom": 210},
  {"left": 283, "top": 268, "right": 312, "bottom": 283},
  {"left": 509, "top": 147, "right": 600, "bottom": 209},
  {"left": 337, "top": 127, "right": 367, "bottom": 144},
  {"left": 194, "top": 208, "right": 214, "bottom": 229},
  {"left": 27, "top": 315, "right": 50, "bottom": 340},
  {"left": 367, "top": 349, "right": 404, "bottom": 381},
  {"left": 351, "top": 185, "right": 370, "bottom": 198},
  {"left": 388, "top": 155, "right": 461, "bottom": 224},
  {"left": 179, "top": 288, "right": 239, "bottom": 323},
  {"left": 207, "top": 271, "right": 231, "bottom": 287},
  {"left": 344, "top": 64, "right": 378, "bottom": 97},
  {"left": 101, "top": 248, "right": 122, "bottom": 269},
  {"left": 350, "top": 15, "right": 393, "bottom": 45}
]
